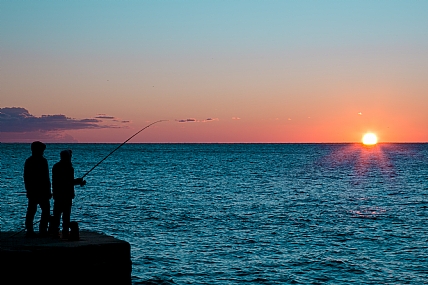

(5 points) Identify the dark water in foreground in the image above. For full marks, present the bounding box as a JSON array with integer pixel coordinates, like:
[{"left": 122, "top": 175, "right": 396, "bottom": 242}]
[{"left": 1, "top": 143, "right": 428, "bottom": 284}]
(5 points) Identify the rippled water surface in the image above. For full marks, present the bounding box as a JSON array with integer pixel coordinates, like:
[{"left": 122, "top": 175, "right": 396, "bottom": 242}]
[{"left": 1, "top": 143, "right": 428, "bottom": 284}]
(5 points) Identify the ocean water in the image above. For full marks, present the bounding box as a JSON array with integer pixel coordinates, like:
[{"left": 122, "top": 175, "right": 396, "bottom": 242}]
[{"left": 1, "top": 143, "right": 428, "bottom": 284}]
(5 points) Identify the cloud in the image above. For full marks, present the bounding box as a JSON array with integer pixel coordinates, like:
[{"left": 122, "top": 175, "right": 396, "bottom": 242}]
[
  {"left": 202, "top": 118, "right": 219, "bottom": 122},
  {"left": 97, "top": 114, "right": 131, "bottom": 124},
  {"left": 232, "top": 117, "right": 241, "bottom": 120},
  {"left": 176, "top": 117, "right": 219, "bottom": 123},
  {"left": 0, "top": 107, "right": 115, "bottom": 133},
  {"left": 176, "top": 118, "right": 196, "bottom": 123},
  {"left": 95, "top": 115, "right": 116, "bottom": 119}
]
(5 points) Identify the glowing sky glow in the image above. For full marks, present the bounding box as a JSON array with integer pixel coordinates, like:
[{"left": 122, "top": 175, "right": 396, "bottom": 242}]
[{"left": 1, "top": 1, "right": 427, "bottom": 142}]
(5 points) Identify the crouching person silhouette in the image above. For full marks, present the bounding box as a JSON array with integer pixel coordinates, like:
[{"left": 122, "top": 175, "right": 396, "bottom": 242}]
[
  {"left": 24, "top": 141, "right": 52, "bottom": 237},
  {"left": 50, "top": 150, "right": 86, "bottom": 239}
]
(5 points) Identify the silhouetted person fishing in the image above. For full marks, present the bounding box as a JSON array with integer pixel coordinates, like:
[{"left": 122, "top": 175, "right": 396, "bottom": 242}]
[
  {"left": 50, "top": 150, "right": 86, "bottom": 239},
  {"left": 11, "top": 120, "right": 165, "bottom": 240},
  {"left": 23, "top": 141, "right": 52, "bottom": 237}
]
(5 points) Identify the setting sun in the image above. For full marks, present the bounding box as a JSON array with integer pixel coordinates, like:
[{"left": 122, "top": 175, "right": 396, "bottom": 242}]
[{"left": 362, "top": 133, "right": 378, "bottom": 145}]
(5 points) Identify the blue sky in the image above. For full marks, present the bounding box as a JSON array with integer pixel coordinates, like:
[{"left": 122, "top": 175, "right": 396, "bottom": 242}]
[{"left": 3, "top": 1, "right": 427, "bottom": 52}]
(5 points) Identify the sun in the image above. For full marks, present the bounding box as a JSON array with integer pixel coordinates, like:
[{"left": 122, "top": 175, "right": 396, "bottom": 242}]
[{"left": 362, "top": 133, "right": 378, "bottom": 145}]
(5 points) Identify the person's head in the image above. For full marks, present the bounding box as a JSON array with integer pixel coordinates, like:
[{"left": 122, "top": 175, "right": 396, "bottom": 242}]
[
  {"left": 31, "top": 141, "right": 46, "bottom": 156},
  {"left": 60, "top": 149, "right": 72, "bottom": 162}
]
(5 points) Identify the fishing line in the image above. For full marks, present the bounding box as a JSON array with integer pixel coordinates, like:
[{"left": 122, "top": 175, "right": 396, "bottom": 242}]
[
  {"left": 75, "top": 120, "right": 168, "bottom": 202},
  {"left": 2, "top": 120, "right": 168, "bottom": 240},
  {"left": 82, "top": 119, "right": 168, "bottom": 179}
]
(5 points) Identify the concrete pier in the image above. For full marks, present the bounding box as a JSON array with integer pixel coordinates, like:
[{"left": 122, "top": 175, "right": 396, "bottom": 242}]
[{"left": 0, "top": 231, "right": 131, "bottom": 284}]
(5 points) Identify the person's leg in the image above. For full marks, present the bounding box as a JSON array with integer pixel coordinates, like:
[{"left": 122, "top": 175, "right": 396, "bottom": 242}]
[
  {"left": 62, "top": 200, "right": 72, "bottom": 238},
  {"left": 39, "top": 199, "right": 50, "bottom": 235},
  {"left": 25, "top": 199, "right": 37, "bottom": 235},
  {"left": 50, "top": 200, "right": 62, "bottom": 237}
]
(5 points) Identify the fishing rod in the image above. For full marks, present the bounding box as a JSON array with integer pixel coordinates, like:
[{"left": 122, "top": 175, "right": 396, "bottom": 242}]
[
  {"left": 75, "top": 119, "right": 167, "bottom": 200},
  {"left": 81, "top": 119, "right": 168, "bottom": 179},
  {"left": 2, "top": 120, "right": 168, "bottom": 240}
]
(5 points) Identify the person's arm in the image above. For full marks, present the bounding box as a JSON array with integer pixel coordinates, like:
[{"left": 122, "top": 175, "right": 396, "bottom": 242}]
[
  {"left": 23, "top": 159, "right": 31, "bottom": 197},
  {"left": 23, "top": 159, "right": 29, "bottom": 190},
  {"left": 44, "top": 159, "right": 51, "bottom": 197}
]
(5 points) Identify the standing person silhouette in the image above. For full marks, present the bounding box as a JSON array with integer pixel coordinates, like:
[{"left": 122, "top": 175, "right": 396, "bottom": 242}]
[
  {"left": 23, "top": 141, "right": 52, "bottom": 237},
  {"left": 51, "top": 150, "right": 86, "bottom": 239}
]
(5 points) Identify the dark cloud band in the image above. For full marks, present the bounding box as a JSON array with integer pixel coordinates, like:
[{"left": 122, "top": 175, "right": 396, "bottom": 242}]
[{"left": 0, "top": 107, "right": 114, "bottom": 132}]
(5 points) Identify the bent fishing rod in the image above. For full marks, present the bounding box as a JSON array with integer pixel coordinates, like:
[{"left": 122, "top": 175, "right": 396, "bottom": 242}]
[
  {"left": 81, "top": 119, "right": 168, "bottom": 179},
  {"left": 77, "top": 119, "right": 167, "bottom": 197},
  {"left": 2, "top": 120, "right": 168, "bottom": 240}
]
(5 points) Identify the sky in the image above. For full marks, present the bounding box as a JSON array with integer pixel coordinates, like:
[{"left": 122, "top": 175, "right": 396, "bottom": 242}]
[{"left": 1, "top": 0, "right": 427, "bottom": 143}]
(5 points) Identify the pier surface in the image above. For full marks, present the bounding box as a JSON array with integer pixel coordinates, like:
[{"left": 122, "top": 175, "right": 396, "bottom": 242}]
[{"left": 0, "top": 231, "right": 131, "bottom": 284}]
